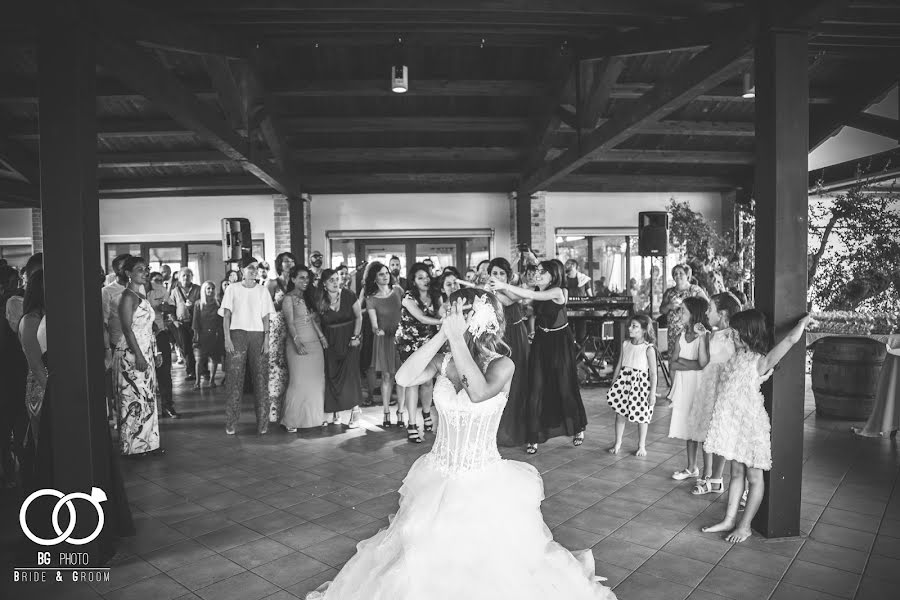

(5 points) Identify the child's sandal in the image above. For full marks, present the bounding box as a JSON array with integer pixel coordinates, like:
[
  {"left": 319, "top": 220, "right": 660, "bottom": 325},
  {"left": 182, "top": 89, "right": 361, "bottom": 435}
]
[
  {"left": 672, "top": 468, "right": 700, "bottom": 481},
  {"left": 691, "top": 478, "right": 724, "bottom": 495}
]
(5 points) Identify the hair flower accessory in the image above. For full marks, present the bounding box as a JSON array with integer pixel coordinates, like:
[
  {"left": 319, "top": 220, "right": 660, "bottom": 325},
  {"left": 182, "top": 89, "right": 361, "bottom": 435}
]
[{"left": 467, "top": 294, "right": 500, "bottom": 339}]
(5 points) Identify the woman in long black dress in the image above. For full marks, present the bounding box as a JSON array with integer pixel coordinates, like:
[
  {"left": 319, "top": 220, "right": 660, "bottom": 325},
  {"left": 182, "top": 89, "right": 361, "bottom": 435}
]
[
  {"left": 318, "top": 269, "right": 364, "bottom": 429},
  {"left": 489, "top": 259, "right": 586, "bottom": 454},
  {"left": 488, "top": 258, "right": 530, "bottom": 447}
]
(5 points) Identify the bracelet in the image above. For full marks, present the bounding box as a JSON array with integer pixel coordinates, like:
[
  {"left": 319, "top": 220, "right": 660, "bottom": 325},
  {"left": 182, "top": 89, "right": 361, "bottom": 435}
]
[{"left": 351, "top": 334, "right": 361, "bottom": 340}]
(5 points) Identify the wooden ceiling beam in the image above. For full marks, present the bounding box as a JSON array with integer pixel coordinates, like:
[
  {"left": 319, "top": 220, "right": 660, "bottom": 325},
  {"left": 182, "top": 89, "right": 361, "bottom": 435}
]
[
  {"left": 577, "top": 57, "right": 626, "bottom": 130},
  {"left": 519, "top": 49, "right": 577, "bottom": 177},
  {"left": 203, "top": 56, "right": 247, "bottom": 133},
  {"left": 97, "top": 151, "right": 234, "bottom": 168},
  {"left": 291, "top": 147, "right": 521, "bottom": 162},
  {"left": 521, "top": 29, "right": 755, "bottom": 193},
  {"left": 586, "top": 149, "right": 755, "bottom": 165},
  {"left": 809, "top": 75, "right": 898, "bottom": 150},
  {"left": 548, "top": 174, "right": 738, "bottom": 192},
  {"left": 87, "top": 0, "right": 249, "bottom": 59},
  {"left": 0, "top": 135, "right": 39, "bottom": 184},
  {"left": 94, "top": 37, "right": 298, "bottom": 196},
  {"left": 0, "top": 177, "right": 39, "bottom": 207},
  {"left": 847, "top": 112, "right": 900, "bottom": 140},
  {"left": 281, "top": 117, "right": 530, "bottom": 133}
]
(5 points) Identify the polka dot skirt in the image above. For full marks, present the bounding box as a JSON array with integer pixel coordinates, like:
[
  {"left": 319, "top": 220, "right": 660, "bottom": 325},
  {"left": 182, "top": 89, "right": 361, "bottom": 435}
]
[{"left": 607, "top": 368, "right": 654, "bottom": 423}]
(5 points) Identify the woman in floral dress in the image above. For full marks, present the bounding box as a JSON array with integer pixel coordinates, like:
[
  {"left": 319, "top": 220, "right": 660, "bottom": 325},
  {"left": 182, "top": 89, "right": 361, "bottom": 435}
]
[
  {"left": 266, "top": 252, "right": 295, "bottom": 422},
  {"left": 116, "top": 256, "right": 162, "bottom": 456},
  {"left": 396, "top": 263, "right": 442, "bottom": 443},
  {"left": 659, "top": 264, "right": 709, "bottom": 355}
]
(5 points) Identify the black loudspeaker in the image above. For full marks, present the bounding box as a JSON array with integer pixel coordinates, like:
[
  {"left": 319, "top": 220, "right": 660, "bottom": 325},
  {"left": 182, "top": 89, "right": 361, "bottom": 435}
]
[
  {"left": 221, "top": 218, "right": 252, "bottom": 262},
  {"left": 638, "top": 211, "right": 669, "bottom": 256}
]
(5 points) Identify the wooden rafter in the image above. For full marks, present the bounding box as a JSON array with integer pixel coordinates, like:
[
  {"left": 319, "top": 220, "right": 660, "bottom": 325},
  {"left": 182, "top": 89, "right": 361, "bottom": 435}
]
[
  {"left": 0, "top": 177, "right": 38, "bottom": 206},
  {"left": 520, "top": 31, "right": 755, "bottom": 193},
  {"left": 203, "top": 56, "right": 246, "bottom": 133},
  {"left": 847, "top": 112, "right": 900, "bottom": 141},
  {"left": 0, "top": 134, "right": 39, "bottom": 184},
  {"left": 809, "top": 75, "right": 898, "bottom": 150},
  {"left": 94, "top": 38, "right": 298, "bottom": 196},
  {"left": 577, "top": 57, "right": 625, "bottom": 130}
]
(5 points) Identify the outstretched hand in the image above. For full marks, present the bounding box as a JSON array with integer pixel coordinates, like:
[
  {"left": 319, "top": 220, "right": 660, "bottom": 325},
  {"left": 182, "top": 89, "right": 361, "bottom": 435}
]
[
  {"left": 442, "top": 297, "right": 470, "bottom": 340},
  {"left": 486, "top": 277, "right": 506, "bottom": 292}
]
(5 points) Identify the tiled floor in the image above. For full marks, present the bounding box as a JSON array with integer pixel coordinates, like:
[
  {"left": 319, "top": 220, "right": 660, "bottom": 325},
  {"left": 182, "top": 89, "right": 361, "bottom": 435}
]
[{"left": 2, "top": 367, "right": 899, "bottom": 600}]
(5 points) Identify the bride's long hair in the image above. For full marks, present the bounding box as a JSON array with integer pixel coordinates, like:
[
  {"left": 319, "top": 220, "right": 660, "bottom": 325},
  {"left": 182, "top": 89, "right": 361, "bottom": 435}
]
[{"left": 447, "top": 287, "right": 510, "bottom": 369}]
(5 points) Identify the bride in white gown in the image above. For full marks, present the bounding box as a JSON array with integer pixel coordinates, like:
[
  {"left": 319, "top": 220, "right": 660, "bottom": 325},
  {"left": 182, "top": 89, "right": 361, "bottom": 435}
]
[{"left": 307, "top": 288, "right": 616, "bottom": 600}]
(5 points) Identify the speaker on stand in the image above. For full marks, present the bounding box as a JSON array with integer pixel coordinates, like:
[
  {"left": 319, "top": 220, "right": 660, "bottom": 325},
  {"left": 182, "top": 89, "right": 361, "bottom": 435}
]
[
  {"left": 221, "top": 218, "right": 252, "bottom": 273},
  {"left": 638, "top": 211, "right": 671, "bottom": 387}
]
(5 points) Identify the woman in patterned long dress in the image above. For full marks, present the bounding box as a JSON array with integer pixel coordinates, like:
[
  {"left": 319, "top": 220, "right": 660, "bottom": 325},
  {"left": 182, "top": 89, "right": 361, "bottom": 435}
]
[
  {"left": 396, "top": 263, "right": 442, "bottom": 443},
  {"left": 267, "top": 252, "right": 295, "bottom": 422},
  {"left": 488, "top": 258, "right": 530, "bottom": 447},
  {"left": 116, "top": 256, "right": 162, "bottom": 456}
]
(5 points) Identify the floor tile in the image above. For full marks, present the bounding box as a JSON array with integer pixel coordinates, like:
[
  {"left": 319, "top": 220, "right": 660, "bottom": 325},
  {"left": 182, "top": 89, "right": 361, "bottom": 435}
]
[
  {"left": 300, "top": 534, "right": 360, "bottom": 568},
  {"left": 593, "top": 559, "right": 633, "bottom": 588},
  {"left": 220, "top": 537, "right": 297, "bottom": 569},
  {"left": 871, "top": 534, "right": 900, "bottom": 560},
  {"left": 552, "top": 524, "right": 606, "bottom": 551},
  {"left": 637, "top": 550, "right": 714, "bottom": 587},
  {"left": 809, "top": 521, "right": 876, "bottom": 553},
  {"left": 609, "top": 521, "right": 680, "bottom": 550},
  {"left": 270, "top": 522, "right": 339, "bottom": 551},
  {"left": 141, "top": 539, "right": 216, "bottom": 572},
  {"left": 195, "top": 523, "right": 264, "bottom": 553},
  {"left": 855, "top": 576, "right": 896, "bottom": 600},
  {"left": 166, "top": 555, "right": 245, "bottom": 591},
  {"left": 103, "top": 574, "right": 189, "bottom": 600},
  {"left": 818, "top": 506, "right": 883, "bottom": 534},
  {"left": 770, "top": 582, "right": 843, "bottom": 600},
  {"left": 718, "top": 545, "right": 792, "bottom": 580},
  {"left": 194, "top": 571, "right": 279, "bottom": 600},
  {"left": 782, "top": 559, "right": 860, "bottom": 599},
  {"left": 796, "top": 539, "right": 869, "bottom": 574},
  {"left": 661, "top": 531, "right": 732, "bottom": 564},
  {"left": 698, "top": 565, "right": 778, "bottom": 600},
  {"left": 614, "top": 571, "right": 693, "bottom": 600},
  {"left": 864, "top": 553, "right": 900, "bottom": 584},
  {"left": 251, "top": 552, "right": 333, "bottom": 588},
  {"left": 591, "top": 538, "right": 656, "bottom": 570},
  {"left": 312, "top": 507, "right": 378, "bottom": 534},
  {"left": 242, "top": 510, "right": 309, "bottom": 536}
]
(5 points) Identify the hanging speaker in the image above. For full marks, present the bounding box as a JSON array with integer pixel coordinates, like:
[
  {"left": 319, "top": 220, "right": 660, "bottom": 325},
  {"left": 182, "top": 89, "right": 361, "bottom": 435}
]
[
  {"left": 221, "top": 218, "right": 252, "bottom": 262},
  {"left": 638, "top": 211, "right": 669, "bottom": 257}
]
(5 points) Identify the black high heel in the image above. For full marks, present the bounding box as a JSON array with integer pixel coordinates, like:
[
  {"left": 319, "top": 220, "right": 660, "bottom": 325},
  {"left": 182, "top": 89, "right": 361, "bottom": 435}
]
[
  {"left": 396, "top": 410, "right": 405, "bottom": 429},
  {"left": 422, "top": 411, "right": 433, "bottom": 433},
  {"left": 383, "top": 411, "right": 392, "bottom": 428},
  {"left": 407, "top": 425, "right": 422, "bottom": 443}
]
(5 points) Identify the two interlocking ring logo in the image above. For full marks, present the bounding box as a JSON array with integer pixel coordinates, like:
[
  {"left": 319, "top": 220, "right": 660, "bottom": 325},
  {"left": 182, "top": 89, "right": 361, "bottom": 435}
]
[{"left": 19, "top": 487, "right": 107, "bottom": 546}]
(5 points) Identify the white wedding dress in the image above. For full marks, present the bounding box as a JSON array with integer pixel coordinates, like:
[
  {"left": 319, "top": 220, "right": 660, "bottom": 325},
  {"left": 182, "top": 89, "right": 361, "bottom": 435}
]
[{"left": 307, "top": 354, "right": 616, "bottom": 600}]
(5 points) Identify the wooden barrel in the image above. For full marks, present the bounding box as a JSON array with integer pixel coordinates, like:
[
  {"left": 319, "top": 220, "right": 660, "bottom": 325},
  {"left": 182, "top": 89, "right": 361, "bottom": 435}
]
[{"left": 812, "top": 337, "right": 886, "bottom": 419}]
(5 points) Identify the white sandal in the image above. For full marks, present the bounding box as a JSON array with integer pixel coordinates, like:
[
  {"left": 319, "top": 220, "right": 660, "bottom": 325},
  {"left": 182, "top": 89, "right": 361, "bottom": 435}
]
[
  {"left": 672, "top": 468, "right": 700, "bottom": 480},
  {"left": 691, "top": 478, "right": 724, "bottom": 495}
]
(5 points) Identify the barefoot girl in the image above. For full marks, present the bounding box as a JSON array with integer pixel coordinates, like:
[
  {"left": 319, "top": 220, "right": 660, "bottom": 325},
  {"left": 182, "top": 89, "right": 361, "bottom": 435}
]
[
  {"left": 606, "top": 315, "right": 657, "bottom": 456},
  {"left": 685, "top": 292, "right": 741, "bottom": 495},
  {"left": 701, "top": 310, "right": 812, "bottom": 543},
  {"left": 668, "top": 296, "right": 709, "bottom": 480}
]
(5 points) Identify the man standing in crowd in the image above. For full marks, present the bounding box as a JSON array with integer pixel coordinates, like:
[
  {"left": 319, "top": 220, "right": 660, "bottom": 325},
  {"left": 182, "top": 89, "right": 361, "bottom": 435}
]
[
  {"left": 423, "top": 258, "right": 435, "bottom": 277},
  {"left": 160, "top": 264, "right": 173, "bottom": 290},
  {"left": 309, "top": 250, "right": 324, "bottom": 282},
  {"left": 169, "top": 267, "right": 201, "bottom": 380},
  {"left": 564, "top": 259, "right": 592, "bottom": 297},
  {"left": 389, "top": 255, "right": 406, "bottom": 288}
]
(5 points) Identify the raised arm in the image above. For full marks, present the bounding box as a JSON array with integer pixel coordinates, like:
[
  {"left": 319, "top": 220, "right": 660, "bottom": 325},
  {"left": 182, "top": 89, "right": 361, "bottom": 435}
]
[
  {"left": 759, "top": 314, "right": 812, "bottom": 375},
  {"left": 489, "top": 279, "right": 565, "bottom": 303},
  {"left": 402, "top": 296, "right": 442, "bottom": 326},
  {"left": 395, "top": 328, "right": 446, "bottom": 387}
]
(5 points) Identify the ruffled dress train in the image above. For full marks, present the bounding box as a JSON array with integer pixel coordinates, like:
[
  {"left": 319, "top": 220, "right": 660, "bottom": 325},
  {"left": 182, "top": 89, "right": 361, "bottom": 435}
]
[{"left": 306, "top": 354, "right": 615, "bottom": 600}]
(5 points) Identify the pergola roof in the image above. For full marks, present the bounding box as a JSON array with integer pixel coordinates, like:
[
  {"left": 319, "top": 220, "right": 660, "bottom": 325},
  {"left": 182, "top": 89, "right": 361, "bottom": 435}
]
[{"left": 1, "top": 0, "right": 899, "bottom": 204}]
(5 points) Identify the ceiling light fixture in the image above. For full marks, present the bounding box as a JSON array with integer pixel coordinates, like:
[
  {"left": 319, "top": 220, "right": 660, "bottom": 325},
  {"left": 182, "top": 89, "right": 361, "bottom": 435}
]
[
  {"left": 742, "top": 71, "right": 755, "bottom": 99},
  {"left": 392, "top": 36, "right": 408, "bottom": 94}
]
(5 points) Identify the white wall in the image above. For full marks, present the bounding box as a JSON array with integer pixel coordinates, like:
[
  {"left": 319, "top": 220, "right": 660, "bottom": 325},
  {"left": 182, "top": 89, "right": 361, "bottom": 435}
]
[
  {"left": 97, "top": 195, "right": 278, "bottom": 262},
  {"left": 309, "top": 192, "right": 511, "bottom": 256},
  {"left": 0, "top": 208, "right": 32, "bottom": 243},
  {"left": 541, "top": 191, "right": 725, "bottom": 257}
]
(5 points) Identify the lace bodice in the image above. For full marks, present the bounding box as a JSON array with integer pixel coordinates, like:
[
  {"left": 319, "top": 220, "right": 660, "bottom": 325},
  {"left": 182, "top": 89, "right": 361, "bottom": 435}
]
[
  {"left": 708, "top": 328, "right": 736, "bottom": 364},
  {"left": 426, "top": 354, "right": 508, "bottom": 476}
]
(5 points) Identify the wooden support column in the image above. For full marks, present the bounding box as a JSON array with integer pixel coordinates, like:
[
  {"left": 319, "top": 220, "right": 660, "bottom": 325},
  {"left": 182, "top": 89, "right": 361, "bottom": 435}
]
[
  {"left": 288, "top": 195, "right": 307, "bottom": 262},
  {"left": 752, "top": 23, "right": 809, "bottom": 539},
  {"left": 38, "top": 0, "right": 112, "bottom": 565},
  {"left": 515, "top": 191, "right": 531, "bottom": 248}
]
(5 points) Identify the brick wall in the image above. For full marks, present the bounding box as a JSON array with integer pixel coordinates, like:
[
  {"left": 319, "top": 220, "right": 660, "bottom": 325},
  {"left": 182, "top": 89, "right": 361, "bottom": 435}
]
[
  {"left": 508, "top": 192, "right": 519, "bottom": 258},
  {"left": 31, "top": 208, "right": 43, "bottom": 254},
  {"left": 273, "top": 197, "right": 290, "bottom": 257}
]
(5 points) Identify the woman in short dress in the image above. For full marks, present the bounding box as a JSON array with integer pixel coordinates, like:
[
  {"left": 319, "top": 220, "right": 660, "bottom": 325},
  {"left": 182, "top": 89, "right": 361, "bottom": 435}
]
[
  {"left": 116, "top": 256, "right": 162, "bottom": 456},
  {"left": 281, "top": 265, "right": 326, "bottom": 431},
  {"left": 364, "top": 261, "right": 405, "bottom": 428},
  {"left": 266, "top": 252, "right": 296, "bottom": 422}
]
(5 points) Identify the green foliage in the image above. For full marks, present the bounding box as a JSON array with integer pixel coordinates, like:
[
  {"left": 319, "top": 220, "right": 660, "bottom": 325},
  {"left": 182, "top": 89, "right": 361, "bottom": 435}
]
[{"left": 808, "top": 185, "right": 900, "bottom": 312}]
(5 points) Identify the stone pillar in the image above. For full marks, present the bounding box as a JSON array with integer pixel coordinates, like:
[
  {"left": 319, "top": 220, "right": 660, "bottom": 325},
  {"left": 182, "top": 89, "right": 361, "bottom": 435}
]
[{"left": 30, "top": 207, "right": 43, "bottom": 253}]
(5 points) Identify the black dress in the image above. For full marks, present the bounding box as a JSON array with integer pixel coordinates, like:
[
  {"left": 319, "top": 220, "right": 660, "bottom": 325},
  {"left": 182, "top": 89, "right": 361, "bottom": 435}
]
[
  {"left": 525, "top": 300, "right": 587, "bottom": 444},
  {"left": 496, "top": 302, "right": 530, "bottom": 447},
  {"left": 321, "top": 289, "right": 363, "bottom": 412}
]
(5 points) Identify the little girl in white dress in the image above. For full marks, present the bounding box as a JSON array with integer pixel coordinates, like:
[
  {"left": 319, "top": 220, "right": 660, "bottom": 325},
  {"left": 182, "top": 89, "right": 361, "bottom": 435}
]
[
  {"left": 685, "top": 292, "right": 742, "bottom": 495},
  {"left": 306, "top": 289, "right": 616, "bottom": 599},
  {"left": 702, "top": 310, "right": 812, "bottom": 543},
  {"left": 668, "top": 296, "right": 709, "bottom": 480},
  {"left": 606, "top": 315, "right": 658, "bottom": 457}
]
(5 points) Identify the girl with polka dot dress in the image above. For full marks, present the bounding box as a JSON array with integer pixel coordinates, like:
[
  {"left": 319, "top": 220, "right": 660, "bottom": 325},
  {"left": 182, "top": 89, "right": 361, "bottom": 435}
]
[{"left": 606, "top": 315, "right": 658, "bottom": 456}]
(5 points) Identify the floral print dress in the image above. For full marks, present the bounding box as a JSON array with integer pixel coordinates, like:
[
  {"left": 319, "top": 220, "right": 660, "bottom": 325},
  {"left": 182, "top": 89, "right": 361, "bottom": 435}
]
[
  {"left": 396, "top": 290, "right": 438, "bottom": 362},
  {"left": 116, "top": 296, "right": 159, "bottom": 455},
  {"left": 268, "top": 280, "right": 289, "bottom": 422}
]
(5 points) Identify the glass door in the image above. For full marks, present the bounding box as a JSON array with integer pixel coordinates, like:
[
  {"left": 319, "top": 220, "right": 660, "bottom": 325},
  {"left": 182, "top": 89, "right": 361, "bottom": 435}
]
[{"left": 415, "top": 241, "right": 463, "bottom": 274}]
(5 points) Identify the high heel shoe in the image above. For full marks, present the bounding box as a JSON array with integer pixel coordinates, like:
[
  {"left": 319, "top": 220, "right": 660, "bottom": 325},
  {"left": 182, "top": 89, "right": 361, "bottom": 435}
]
[
  {"left": 407, "top": 425, "right": 422, "bottom": 443},
  {"left": 383, "top": 411, "right": 392, "bottom": 428},
  {"left": 525, "top": 443, "right": 538, "bottom": 455},
  {"left": 422, "top": 411, "right": 433, "bottom": 433},
  {"left": 573, "top": 431, "right": 585, "bottom": 446},
  {"left": 396, "top": 410, "right": 405, "bottom": 429}
]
